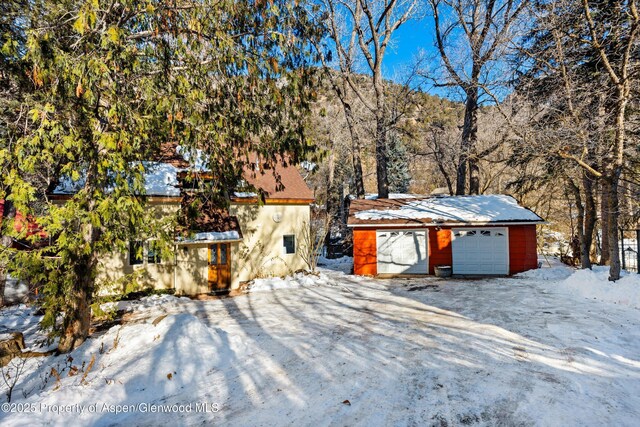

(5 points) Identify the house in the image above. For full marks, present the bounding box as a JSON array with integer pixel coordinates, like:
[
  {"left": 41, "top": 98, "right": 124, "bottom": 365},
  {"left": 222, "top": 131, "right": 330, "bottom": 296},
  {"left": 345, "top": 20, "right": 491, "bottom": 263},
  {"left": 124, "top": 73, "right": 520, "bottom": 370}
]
[
  {"left": 348, "top": 195, "right": 544, "bottom": 276},
  {"left": 48, "top": 153, "right": 314, "bottom": 295}
]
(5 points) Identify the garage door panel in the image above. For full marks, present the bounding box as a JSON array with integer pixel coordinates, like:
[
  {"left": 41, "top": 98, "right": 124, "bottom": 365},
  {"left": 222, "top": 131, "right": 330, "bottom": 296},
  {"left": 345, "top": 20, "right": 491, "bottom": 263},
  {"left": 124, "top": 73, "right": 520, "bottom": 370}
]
[
  {"left": 377, "top": 230, "right": 428, "bottom": 274},
  {"left": 451, "top": 227, "right": 509, "bottom": 275}
]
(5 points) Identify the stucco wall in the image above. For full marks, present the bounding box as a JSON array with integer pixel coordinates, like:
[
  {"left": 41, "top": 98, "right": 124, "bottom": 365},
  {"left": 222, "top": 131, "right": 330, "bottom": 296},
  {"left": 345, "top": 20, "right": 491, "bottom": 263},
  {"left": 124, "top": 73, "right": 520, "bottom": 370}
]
[
  {"left": 173, "top": 244, "right": 209, "bottom": 295},
  {"left": 229, "top": 203, "right": 310, "bottom": 288},
  {"left": 95, "top": 201, "right": 310, "bottom": 294},
  {"left": 95, "top": 201, "right": 180, "bottom": 295}
]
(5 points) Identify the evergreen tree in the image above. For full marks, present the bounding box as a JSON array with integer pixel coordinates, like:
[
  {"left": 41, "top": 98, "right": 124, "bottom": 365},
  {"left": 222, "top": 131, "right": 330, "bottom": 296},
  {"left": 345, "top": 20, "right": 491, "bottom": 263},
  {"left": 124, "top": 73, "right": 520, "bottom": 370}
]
[
  {"left": 0, "top": 0, "right": 323, "bottom": 352},
  {"left": 387, "top": 133, "right": 411, "bottom": 194}
]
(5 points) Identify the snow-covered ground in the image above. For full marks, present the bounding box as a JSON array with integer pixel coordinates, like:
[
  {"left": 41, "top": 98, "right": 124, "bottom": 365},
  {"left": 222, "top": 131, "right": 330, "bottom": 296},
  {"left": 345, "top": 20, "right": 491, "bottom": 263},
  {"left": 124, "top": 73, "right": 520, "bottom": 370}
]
[{"left": 1, "top": 259, "right": 640, "bottom": 426}]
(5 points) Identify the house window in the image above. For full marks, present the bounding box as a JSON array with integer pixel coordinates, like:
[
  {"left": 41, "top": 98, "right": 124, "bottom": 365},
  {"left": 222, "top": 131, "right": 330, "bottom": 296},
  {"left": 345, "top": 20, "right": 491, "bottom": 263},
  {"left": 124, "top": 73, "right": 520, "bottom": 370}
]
[
  {"left": 283, "top": 235, "right": 296, "bottom": 255},
  {"left": 147, "top": 241, "right": 161, "bottom": 264},
  {"left": 129, "top": 241, "right": 144, "bottom": 265},
  {"left": 130, "top": 240, "right": 161, "bottom": 265}
]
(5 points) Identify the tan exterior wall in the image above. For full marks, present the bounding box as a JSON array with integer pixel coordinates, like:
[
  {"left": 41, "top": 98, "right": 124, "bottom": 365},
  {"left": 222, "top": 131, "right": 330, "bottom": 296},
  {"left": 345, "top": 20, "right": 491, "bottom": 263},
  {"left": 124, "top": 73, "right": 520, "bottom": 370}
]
[
  {"left": 95, "top": 200, "right": 310, "bottom": 295},
  {"left": 229, "top": 203, "right": 310, "bottom": 289},
  {"left": 173, "top": 244, "right": 209, "bottom": 295},
  {"left": 95, "top": 201, "right": 181, "bottom": 295}
]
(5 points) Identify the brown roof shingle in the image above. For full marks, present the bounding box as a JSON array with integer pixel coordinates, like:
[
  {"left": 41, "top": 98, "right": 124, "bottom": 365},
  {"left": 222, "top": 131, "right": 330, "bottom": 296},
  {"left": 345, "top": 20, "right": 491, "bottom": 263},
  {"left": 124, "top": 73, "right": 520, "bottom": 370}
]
[{"left": 238, "top": 154, "right": 314, "bottom": 201}]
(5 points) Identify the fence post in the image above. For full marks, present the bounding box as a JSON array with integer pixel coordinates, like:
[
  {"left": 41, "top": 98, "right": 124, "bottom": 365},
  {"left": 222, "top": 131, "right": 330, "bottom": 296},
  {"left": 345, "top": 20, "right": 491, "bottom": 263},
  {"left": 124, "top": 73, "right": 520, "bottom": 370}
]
[
  {"left": 620, "top": 228, "right": 626, "bottom": 271},
  {"left": 637, "top": 229, "right": 640, "bottom": 274}
]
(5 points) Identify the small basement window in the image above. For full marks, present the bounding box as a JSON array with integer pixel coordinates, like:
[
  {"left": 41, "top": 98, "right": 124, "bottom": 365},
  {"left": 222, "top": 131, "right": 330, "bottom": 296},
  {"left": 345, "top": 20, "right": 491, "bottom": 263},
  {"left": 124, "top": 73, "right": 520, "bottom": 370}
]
[
  {"left": 129, "top": 241, "right": 144, "bottom": 265},
  {"left": 283, "top": 235, "right": 296, "bottom": 255}
]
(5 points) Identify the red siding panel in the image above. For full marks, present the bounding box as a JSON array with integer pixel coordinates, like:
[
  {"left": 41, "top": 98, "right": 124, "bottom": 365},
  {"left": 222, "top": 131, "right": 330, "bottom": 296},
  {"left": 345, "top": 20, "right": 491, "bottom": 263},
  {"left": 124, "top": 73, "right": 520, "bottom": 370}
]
[
  {"left": 509, "top": 225, "right": 538, "bottom": 274},
  {"left": 428, "top": 227, "right": 452, "bottom": 274},
  {"left": 353, "top": 229, "right": 377, "bottom": 275}
]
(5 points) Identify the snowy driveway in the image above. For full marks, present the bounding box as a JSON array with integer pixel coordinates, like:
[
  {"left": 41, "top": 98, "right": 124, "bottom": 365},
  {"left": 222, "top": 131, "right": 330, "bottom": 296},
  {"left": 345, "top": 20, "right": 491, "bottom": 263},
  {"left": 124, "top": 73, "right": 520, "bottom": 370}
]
[{"left": 2, "top": 264, "right": 640, "bottom": 426}]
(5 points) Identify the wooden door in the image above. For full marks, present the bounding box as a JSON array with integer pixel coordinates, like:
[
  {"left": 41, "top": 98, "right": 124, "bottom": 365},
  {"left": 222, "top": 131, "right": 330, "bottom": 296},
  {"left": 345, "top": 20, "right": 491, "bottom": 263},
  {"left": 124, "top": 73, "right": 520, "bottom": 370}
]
[{"left": 208, "top": 243, "right": 231, "bottom": 291}]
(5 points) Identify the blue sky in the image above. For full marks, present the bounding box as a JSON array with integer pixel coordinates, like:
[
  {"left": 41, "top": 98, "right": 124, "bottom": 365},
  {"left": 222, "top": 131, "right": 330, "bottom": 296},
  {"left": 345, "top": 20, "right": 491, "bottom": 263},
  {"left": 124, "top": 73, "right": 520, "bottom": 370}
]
[
  {"left": 377, "top": 17, "right": 463, "bottom": 101},
  {"left": 382, "top": 19, "right": 434, "bottom": 79}
]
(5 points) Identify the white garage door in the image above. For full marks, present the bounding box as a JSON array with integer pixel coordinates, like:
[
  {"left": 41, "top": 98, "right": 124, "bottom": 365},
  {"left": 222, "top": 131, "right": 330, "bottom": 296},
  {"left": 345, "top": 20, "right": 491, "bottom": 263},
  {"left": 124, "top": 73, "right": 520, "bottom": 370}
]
[
  {"left": 377, "top": 230, "right": 428, "bottom": 274},
  {"left": 451, "top": 228, "right": 509, "bottom": 275}
]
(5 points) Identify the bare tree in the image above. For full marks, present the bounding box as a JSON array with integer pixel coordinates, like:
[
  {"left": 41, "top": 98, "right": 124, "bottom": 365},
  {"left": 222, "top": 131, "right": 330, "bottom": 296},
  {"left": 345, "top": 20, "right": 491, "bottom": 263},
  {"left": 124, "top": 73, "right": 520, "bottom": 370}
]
[
  {"left": 322, "top": 0, "right": 418, "bottom": 199},
  {"left": 581, "top": 0, "right": 640, "bottom": 280},
  {"left": 507, "top": 0, "right": 639, "bottom": 279},
  {"left": 428, "top": 0, "right": 527, "bottom": 195}
]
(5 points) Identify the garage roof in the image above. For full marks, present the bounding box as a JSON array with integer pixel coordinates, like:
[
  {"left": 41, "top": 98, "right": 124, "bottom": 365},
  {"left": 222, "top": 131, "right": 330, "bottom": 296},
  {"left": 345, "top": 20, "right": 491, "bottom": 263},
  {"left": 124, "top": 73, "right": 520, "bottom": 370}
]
[{"left": 347, "top": 195, "right": 544, "bottom": 226}]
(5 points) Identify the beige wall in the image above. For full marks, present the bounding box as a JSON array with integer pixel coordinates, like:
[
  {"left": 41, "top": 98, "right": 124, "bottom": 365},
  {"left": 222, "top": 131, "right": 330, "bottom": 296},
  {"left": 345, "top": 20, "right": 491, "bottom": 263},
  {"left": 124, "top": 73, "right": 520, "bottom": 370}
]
[
  {"left": 173, "top": 244, "right": 209, "bottom": 295},
  {"left": 96, "top": 201, "right": 181, "bottom": 295},
  {"left": 229, "top": 203, "right": 310, "bottom": 289},
  {"left": 96, "top": 201, "right": 311, "bottom": 295}
]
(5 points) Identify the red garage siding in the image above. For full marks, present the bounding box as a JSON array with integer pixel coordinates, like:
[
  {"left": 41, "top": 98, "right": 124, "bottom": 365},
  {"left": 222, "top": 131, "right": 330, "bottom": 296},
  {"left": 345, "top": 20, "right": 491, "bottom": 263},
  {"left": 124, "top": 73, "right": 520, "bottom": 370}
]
[
  {"left": 353, "top": 224, "right": 539, "bottom": 277},
  {"left": 508, "top": 225, "right": 538, "bottom": 274},
  {"left": 353, "top": 229, "right": 377, "bottom": 275},
  {"left": 428, "top": 227, "right": 452, "bottom": 274}
]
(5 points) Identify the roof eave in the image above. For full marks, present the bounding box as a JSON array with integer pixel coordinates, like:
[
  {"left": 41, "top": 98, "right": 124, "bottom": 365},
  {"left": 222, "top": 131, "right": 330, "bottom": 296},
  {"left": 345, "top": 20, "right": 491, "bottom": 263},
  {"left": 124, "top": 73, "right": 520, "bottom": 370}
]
[
  {"left": 47, "top": 194, "right": 182, "bottom": 202},
  {"left": 230, "top": 197, "right": 314, "bottom": 205},
  {"left": 175, "top": 238, "right": 243, "bottom": 245},
  {"left": 347, "top": 220, "right": 547, "bottom": 228}
]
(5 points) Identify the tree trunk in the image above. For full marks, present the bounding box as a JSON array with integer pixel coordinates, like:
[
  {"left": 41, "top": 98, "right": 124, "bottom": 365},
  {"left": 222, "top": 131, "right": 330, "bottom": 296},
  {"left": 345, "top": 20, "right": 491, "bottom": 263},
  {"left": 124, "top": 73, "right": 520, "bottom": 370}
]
[
  {"left": 57, "top": 255, "right": 95, "bottom": 353},
  {"left": 375, "top": 113, "right": 389, "bottom": 199},
  {"left": 567, "top": 178, "right": 584, "bottom": 262},
  {"left": 468, "top": 153, "right": 480, "bottom": 195},
  {"left": 324, "top": 146, "right": 337, "bottom": 253},
  {"left": 0, "top": 197, "right": 16, "bottom": 308},
  {"left": 342, "top": 101, "right": 365, "bottom": 199},
  {"left": 582, "top": 172, "right": 597, "bottom": 269},
  {"left": 58, "top": 160, "right": 99, "bottom": 353},
  {"left": 606, "top": 173, "right": 621, "bottom": 280},
  {"left": 456, "top": 86, "right": 479, "bottom": 195},
  {"left": 600, "top": 180, "right": 610, "bottom": 265},
  {"left": 606, "top": 85, "right": 628, "bottom": 281}
]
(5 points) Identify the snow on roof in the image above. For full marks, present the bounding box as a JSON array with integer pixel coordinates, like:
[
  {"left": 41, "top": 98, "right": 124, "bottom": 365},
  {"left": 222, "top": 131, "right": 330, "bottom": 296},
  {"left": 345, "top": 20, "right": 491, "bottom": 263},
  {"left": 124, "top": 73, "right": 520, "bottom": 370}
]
[
  {"left": 141, "top": 162, "right": 181, "bottom": 196},
  {"left": 176, "top": 145, "right": 207, "bottom": 171},
  {"left": 349, "top": 195, "right": 543, "bottom": 225},
  {"left": 51, "top": 162, "right": 181, "bottom": 197},
  {"left": 175, "top": 146, "right": 314, "bottom": 201},
  {"left": 176, "top": 230, "right": 241, "bottom": 244},
  {"left": 233, "top": 192, "right": 258, "bottom": 198},
  {"left": 349, "top": 193, "right": 419, "bottom": 200}
]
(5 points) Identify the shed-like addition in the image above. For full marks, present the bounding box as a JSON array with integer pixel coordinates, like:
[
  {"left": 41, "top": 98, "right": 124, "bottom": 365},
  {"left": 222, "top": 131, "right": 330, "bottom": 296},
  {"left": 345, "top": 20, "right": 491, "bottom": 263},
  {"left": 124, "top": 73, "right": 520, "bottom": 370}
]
[{"left": 348, "top": 195, "right": 544, "bottom": 276}]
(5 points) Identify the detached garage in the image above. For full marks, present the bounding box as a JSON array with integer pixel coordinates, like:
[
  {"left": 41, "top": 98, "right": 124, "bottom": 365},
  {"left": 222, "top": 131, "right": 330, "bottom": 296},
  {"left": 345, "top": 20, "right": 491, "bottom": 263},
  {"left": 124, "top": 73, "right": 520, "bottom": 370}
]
[{"left": 348, "top": 195, "right": 544, "bottom": 277}]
